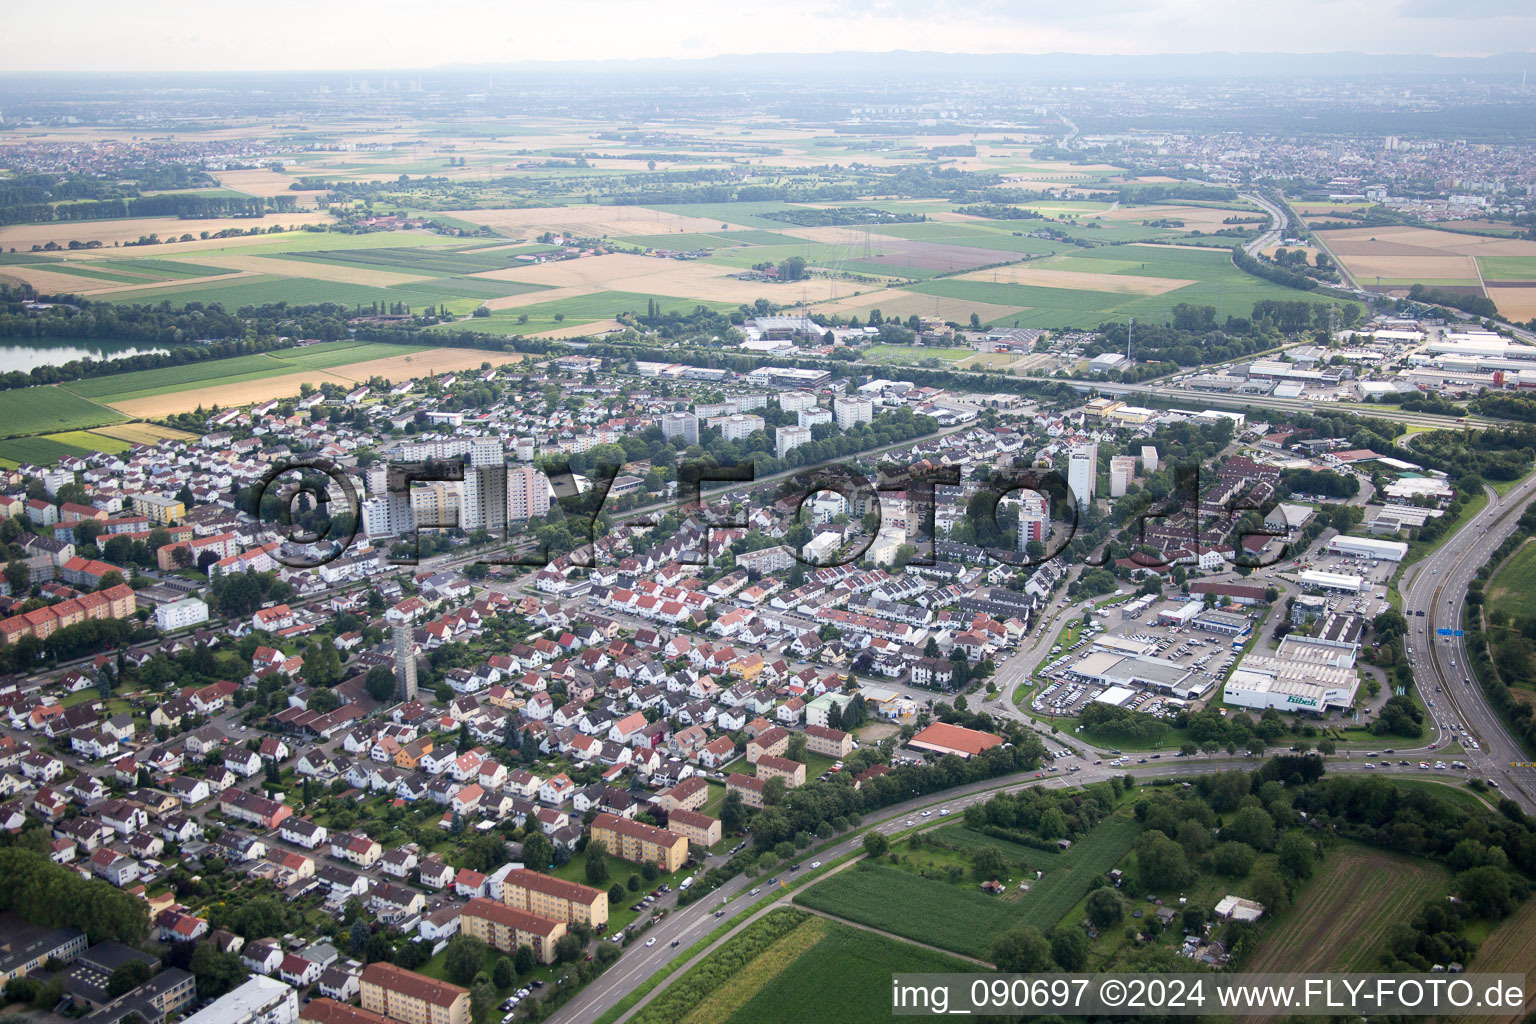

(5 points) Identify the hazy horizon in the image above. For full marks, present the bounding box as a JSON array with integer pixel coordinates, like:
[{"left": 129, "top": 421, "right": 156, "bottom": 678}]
[{"left": 8, "top": 0, "right": 1535, "bottom": 73}]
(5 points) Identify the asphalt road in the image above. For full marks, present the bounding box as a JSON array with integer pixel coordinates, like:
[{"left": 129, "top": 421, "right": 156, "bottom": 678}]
[{"left": 1399, "top": 475, "right": 1536, "bottom": 809}]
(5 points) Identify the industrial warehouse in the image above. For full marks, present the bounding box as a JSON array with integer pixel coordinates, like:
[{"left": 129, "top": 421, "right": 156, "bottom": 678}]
[{"left": 1223, "top": 628, "right": 1362, "bottom": 714}]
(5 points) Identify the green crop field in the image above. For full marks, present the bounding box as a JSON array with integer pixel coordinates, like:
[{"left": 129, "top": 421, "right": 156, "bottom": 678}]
[
  {"left": 435, "top": 290, "right": 731, "bottom": 336},
  {"left": 1, "top": 385, "right": 127, "bottom": 436},
  {"left": 42, "top": 430, "right": 130, "bottom": 454},
  {"left": 274, "top": 244, "right": 562, "bottom": 276},
  {"left": 910, "top": 245, "right": 1360, "bottom": 329},
  {"left": 797, "top": 815, "right": 1141, "bottom": 959},
  {"left": 1488, "top": 540, "right": 1536, "bottom": 620},
  {"left": 721, "top": 918, "right": 971, "bottom": 1024},
  {"left": 275, "top": 342, "right": 429, "bottom": 368},
  {"left": 61, "top": 353, "right": 300, "bottom": 402},
  {"left": 0, "top": 435, "right": 98, "bottom": 465},
  {"left": 631, "top": 909, "right": 968, "bottom": 1024},
  {"left": 795, "top": 862, "right": 1017, "bottom": 959}
]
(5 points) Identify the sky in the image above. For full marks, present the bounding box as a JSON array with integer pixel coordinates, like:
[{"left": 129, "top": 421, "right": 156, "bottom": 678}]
[{"left": 7, "top": 0, "right": 1535, "bottom": 72}]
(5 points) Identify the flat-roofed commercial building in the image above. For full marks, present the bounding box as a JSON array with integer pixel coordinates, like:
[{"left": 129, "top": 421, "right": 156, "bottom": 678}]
[
  {"left": 590, "top": 812, "right": 688, "bottom": 873},
  {"left": 1325, "top": 536, "right": 1408, "bottom": 562},
  {"left": 500, "top": 869, "right": 607, "bottom": 929},
  {"left": 360, "top": 964, "right": 467, "bottom": 1024},
  {"left": 181, "top": 976, "right": 297, "bottom": 1024},
  {"left": 461, "top": 898, "right": 565, "bottom": 964},
  {"left": 1067, "top": 651, "right": 1205, "bottom": 700}
]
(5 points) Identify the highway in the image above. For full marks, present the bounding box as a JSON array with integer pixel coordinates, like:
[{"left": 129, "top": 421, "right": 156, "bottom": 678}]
[
  {"left": 1240, "top": 191, "right": 1287, "bottom": 258},
  {"left": 1400, "top": 475, "right": 1536, "bottom": 810}
]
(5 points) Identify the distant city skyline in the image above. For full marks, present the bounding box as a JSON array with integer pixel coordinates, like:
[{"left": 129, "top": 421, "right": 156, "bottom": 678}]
[{"left": 7, "top": 0, "right": 1534, "bottom": 73}]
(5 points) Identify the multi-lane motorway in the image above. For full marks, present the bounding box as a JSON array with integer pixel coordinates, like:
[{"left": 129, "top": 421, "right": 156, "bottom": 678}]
[{"left": 1401, "top": 477, "right": 1536, "bottom": 809}]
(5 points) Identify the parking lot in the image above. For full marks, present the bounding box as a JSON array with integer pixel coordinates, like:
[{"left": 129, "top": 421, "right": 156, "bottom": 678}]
[{"left": 1028, "top": 600, "right": 1248, "bottom": 719}]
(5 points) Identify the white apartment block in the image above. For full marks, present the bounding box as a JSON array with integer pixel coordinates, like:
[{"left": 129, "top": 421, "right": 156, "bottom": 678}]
[{"left": 833, "top": 397, "right": 873, "bottom": 430}]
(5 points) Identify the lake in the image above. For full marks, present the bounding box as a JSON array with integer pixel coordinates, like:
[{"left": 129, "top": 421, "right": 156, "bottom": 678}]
[{"left": 0, "top": 337, "right": 177, "bottom": 373}]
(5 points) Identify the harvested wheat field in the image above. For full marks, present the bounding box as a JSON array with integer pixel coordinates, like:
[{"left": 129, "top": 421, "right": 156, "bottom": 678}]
[
  {"left": 1099, "top": 204, "right": 1252, "bottom": 230},
  {"left": 805, "top": 290, "right": 1027, "bottom": 325},
  {"left": 1324, "top": 225, "right": 1536, "bottom": 285},
  {"left": 1440, "top": 897, "right": 1536, "bottom": 1024},
  {"left": 530, "top": 318, "right": 626, "bottom": 339},
  {"left": 215, "top": 168, "right": 320, "bottom": 202},
  {"left": 951, "top": 265, "right": 1193, "bottom": 295},
  {"left": 107, "top": 348, "right": 527, "bottom": 417},
  {"left": 1244, "top": 845, "right": 1446, "bottom": 975},
  {"left": 439, "top": 205, "right": 750, "bottom": 239},
  {"left": 90, "top": 422, "right": 198, "bottom": 444},
  {"left": 0, "top": 211, "right": 335, "bottom": 251},
  {"left": 176, "top": 252, "right": 431, "bottom": 287},
  {"left": 1487, "top": 287, "right": 1536, "bottom": 321},
  {"left": 473, "top": 252, "right": 852, "bottom": 304},
  {"left": 0, "top": 266, "right": 134, "bottom": 296}
]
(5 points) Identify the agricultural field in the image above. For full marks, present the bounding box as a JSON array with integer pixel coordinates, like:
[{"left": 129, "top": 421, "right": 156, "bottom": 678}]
[
  {"left": 41, "top": 430, "right": 130, "bottom": 454},
  {"left": 88, "top": 422, "right": 197, "bottom": 444},
  {"left": 900, "top": 244, "right": 1360, "bottom": 329},
  {"left": 61, "top": 353, "right": 303, "bottom": 403},
  {"left": 633, "top": 909, "right": 970, "bottom": 1024},
  {"left": 1244, "top": 845, "right": 1448, "bottom": 973},
  {"left": 1487, "top": 540, "right": 1536, "bottom": 621},
  {"left": 1442, "top": 897, "right": 1536, "bottom": 1024},
  {"left": 0, "top": 385, "right": 127, "bottom": 437},
  {"left": 795, "top": 815, "right": 1141, "bottom": 960},
  {"left": 1316, "top": 224, "right": 1536, "bottom": 318}
]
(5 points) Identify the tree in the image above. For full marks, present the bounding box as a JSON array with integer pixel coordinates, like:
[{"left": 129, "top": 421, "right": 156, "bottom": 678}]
[
  {"left": 761, "top": 776, "right": 786, "bottom": 807},
  {"left": 585, "top": 839, "right": 610, "bottom": 883},
  {"left": 3, "top": 560, "right": 29, "bottom": 597},
  {"left": 1276, "top": 832, "right": 1315, "bottom": 880},
  {"left": 513, "top": 945, "right": 536, "bottom": 975},
  {"left": 444, "top": 934, "right": 486, "bottom": 986},
  {"left": 366, "top": 665, "right": 396, "bottom": 702},
  {"left": 608, "top": 883, "right": 625, "bottom": 904},
  {"left": 1225, "top": 806, "right": 1277, "bottom": 851},
  {"left": 522, "top": 831, "right": 554, "bottom": 872},
  {"left": 991, "top": 925, "right": 1054, "bottom": 973},
  {"left": 349, "top": 919, "right": 370, "bottom": 956},
  {"left": 107, "top": 960, "right": 153, "bottom": 998},
  {"left": 721, "top": 790, "right": 746, "bottom": 833},
  {"left": 1457, "top": 866, "right": 1515, "bottom": 919},
  {"left": 1050, "top": 926, "right": 1090, "bottom": 972},
  {"left": 1247, "top": 868, "right": 1290, "bottom": 915},
  {"left": 554, "top": 934, "right": 583, "bottom": 963},
  {"left": 1211, "top": 841, "right": 1257, "bottom": 877},
  {"left": 972, "top": 844, "right": 1008, "bottom": 880},
  {"left": 1135, "top": 830, "right": 1191, "bottom": 889},
  {"left": 1085, "top": 887, "right": 1124, "bottom": 928},
  {"left": 862, "top": 832, "right": 889, "bottom": 859},
  {"left": 188, "top": 944, "right": 247, "bottom": 1000},
  {"left": 492, "top": 956, "right": 516, "bottom": 989},
  {"left": 471, "top": 981, "right": 498, "bottom": 1024}
]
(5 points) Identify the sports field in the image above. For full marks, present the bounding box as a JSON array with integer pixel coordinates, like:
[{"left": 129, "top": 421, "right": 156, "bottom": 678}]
[{"left": 1244, "top": 844, "right": 1448, "bottom": 972}]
